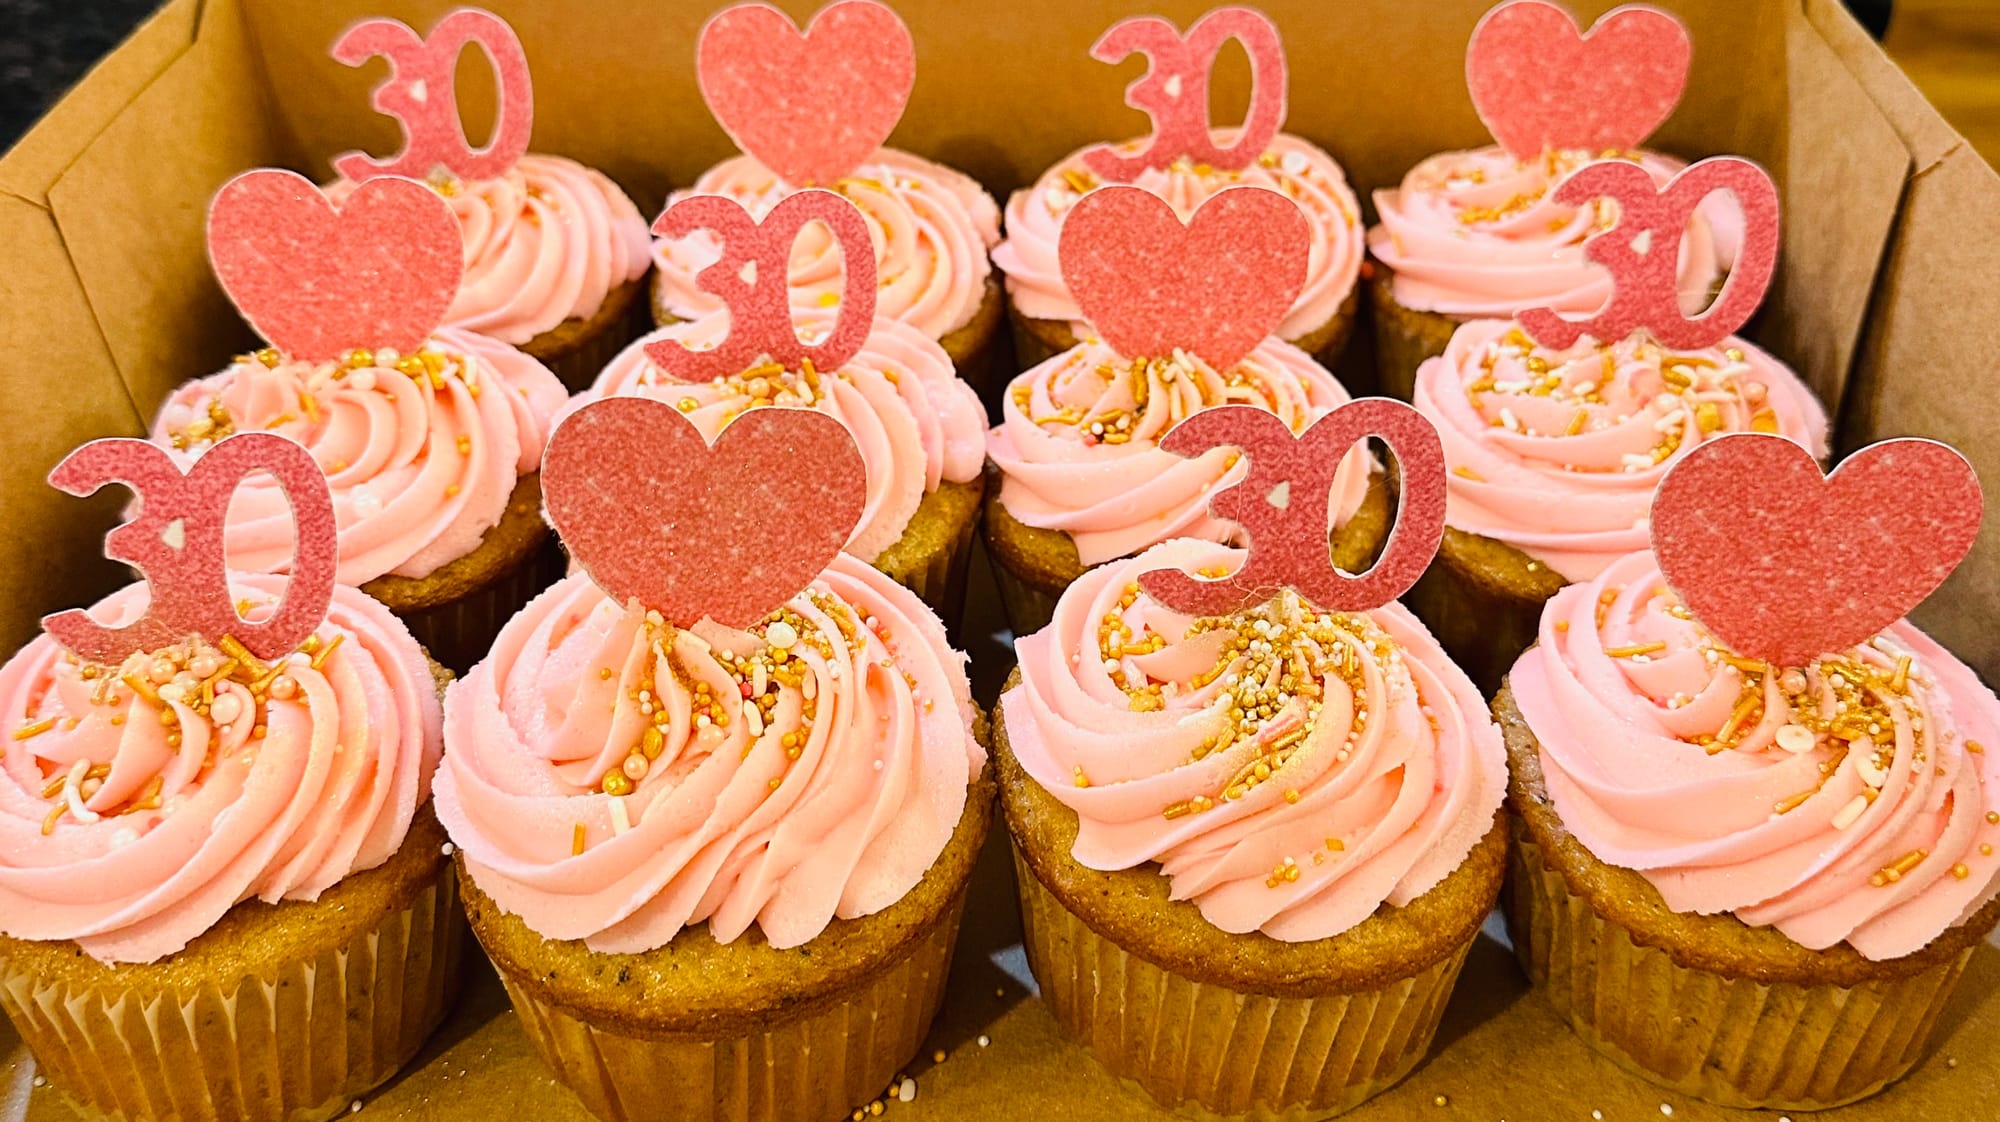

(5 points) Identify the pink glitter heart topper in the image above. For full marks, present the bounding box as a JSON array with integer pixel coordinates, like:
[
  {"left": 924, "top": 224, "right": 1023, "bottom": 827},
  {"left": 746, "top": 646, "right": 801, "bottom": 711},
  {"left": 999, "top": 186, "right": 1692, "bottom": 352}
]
[
  {"left": 644, "top": 189, "right": 878, "bottom": 381},
  {"left": 1516, "top": 156, "right": 1779, "bottom": 351},
  {"left": 331, "top": 7, "right": 533, "bottom": 182},
  {"left": 1081, "top": 6, "right": 1287, "bottom": 181},
  {"left": 1059, "top": 185, "right": 1307, "bottom": 371},
  {"left": 698, "top": 0, "right": 915, "bottom": 188},
  {"left": 208, "top": 169, "right": 464, "bottom": 363},
  {"left": 1466, "top": 0, "right": 1691, "bottom": 161},
  {"left": 42, "top": 434, "right": 338, "bottom": 663},
  {"left": 1140, "top": 400, "right": 1448, "bottom": 616},
  {"left": 541, "top": 396, "right": 868, "bottom": 629},
  {"left": 1650, "top": 434, "right": 1983, "bottom": 668}
]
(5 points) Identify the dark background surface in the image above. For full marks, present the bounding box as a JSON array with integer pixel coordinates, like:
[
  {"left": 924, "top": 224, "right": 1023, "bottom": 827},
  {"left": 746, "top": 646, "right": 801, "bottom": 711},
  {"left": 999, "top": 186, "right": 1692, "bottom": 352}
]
[{"left": 1, "top": 0, "right": 159, "bottom": 146}]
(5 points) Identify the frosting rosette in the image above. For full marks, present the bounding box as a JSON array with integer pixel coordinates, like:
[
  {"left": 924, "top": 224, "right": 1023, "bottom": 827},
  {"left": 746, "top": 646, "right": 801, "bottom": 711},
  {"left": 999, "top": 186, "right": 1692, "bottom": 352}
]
[
  {"left": 988, "top": 339, "right": 1371, "bottom": 566},
  {"left": 583, "top": 312, "right": 985, "bottom": 563},
  {"left": 651, "top": 150, "right": 1001, "bottom": 341},
  {"left": 992, "top": 132, "right": 1362, "bottom": 341},
  {"left": 433, "top": 560, "right": 982, "bottom": 952},
  {"left": 1001, "top": 539, "right": 1507, "bottom": 942},
  {"left": 1368, "top": 146, "right": 1738, "bottom": 317},
  {"left": 330, "top": 154, "right": 652, "bottom": 347},
  {"left": 1509, "top": 552, "right": 2000, "bottom": 961},
  {"left": 1415, "top": 320, "right": 1827, "bottom": 581},
  {"left": 151, "top": 327, "right": 568, "bottom": 585},
  {"left": 0, "top": 577, "right": 441, "bottom": 964}
]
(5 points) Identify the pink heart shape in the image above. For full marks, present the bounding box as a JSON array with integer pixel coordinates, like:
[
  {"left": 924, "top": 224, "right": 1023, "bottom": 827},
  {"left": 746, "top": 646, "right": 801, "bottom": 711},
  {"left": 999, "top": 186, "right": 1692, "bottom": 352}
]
[
  {"left": 542, "top": 396, "right": 867, "bottom": 629},
  {"left": 698, "top": 0, "right": 915, "bottom": 187},
  {"left": 1465, "top": 0, "right": 1690, "bottom": 161},
  {"left": 1651, "top": 435, "right": 1983, "bottom": 668},
  {"left": 1058, "top": 185, "right": 1308, "bottom": 371},
  {"left": 208, "top": 169, "right": 462, "bottom": 363}
]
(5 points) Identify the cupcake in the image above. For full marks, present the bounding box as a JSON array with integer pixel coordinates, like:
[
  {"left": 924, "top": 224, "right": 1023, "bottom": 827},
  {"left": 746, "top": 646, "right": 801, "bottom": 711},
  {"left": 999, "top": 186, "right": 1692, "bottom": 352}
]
[
  {"left": 658, "top": 0, "right": 1004, "bottom": 391},
  {"left": 0, "top": 571, "right": 460, "bottom": 1122},
  {"left": 996, "top": 535, "right": 1508, "bottom": 1119},
  {"left": 1406, "top": 320, "right": 1826, "bottom": 692},
  {"left": 1499, "top": 547, "right": 2000, "bottom": 1108},
  {"left": 436, "top": 396, "right": 992, "bottom": 1122},
  {"left": 327, "top": 8, "right": 652, "bottom": 391}
]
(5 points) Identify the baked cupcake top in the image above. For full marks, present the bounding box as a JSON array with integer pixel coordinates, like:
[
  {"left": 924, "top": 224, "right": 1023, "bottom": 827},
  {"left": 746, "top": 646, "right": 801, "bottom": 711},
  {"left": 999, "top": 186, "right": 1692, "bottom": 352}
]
[
  {"left": 1002, "top": 538, "right": 1507, "bottom": 942},
  {"left": 992, "top": 132, "right": 1364, "bottom": 342},
  {"left": 0, "top": 577, "right": 441, "bottom": 964},
  {"left": 988, "top": 338, "right": 1371, "bottom": 566},
  {"left": 585, "top": 310, "right": 984, "bottom": 564},
  {"left": 152, "top": 327, "right": 567, "bottom": 585},
  {"left": 434, "top": 557, "right": 980, "bottom": 953},
  {"left": 651, "top": 151, "right": 1001, "bottom": 341},
  {"left": 1509, "top": 550, "right": 2000, "bottom": 960},
  {"left": 1414, "top": 320, "right": 1827, "bottom": 581}
]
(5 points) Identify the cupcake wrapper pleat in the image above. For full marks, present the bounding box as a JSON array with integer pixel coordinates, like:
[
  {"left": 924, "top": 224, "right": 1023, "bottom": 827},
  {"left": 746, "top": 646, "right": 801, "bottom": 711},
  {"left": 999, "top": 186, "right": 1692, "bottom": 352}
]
[
  {"left": 1403, "top": 549, "right": 1547, "bottom": 697},
  {"left": 1012, "top": 847, "right": 1468, "bottom": 1121},
  {"left": 988, "top": 557, "right": 1064, "bottom": 640},
  {"left": 393, "top": 538, "right": 566, "bottom": 674},
  {"left": 1364, "top": 267, "right": 1461, "bottom": 404},
  {"left": 879, "top": 501, "right": 980, "bottom": 634},
  {"left": 533, "top": 275, "right": 651, "bottom": 394},
  {"left": 1508, "top": 819, "right": 1972, "bottom": 1110},
  {"left": 0, "top": 865, "right": 465, "bottom": 1122}
]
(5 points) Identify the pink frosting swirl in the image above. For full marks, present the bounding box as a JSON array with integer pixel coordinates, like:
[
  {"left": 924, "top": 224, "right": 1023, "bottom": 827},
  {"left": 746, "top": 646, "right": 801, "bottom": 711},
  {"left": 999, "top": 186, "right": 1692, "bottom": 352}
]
[
  {"left": 581, "top": 312, "right": 985, "bottom": 563},
  {"left": 434, "top": 560, "right": 981, "bottom": 952},
  {"left": 652, "top": 150, "right": 1001, "bottom": 341},
  {"left": 331, "top": 155, "right": 652, "bottom": 346},
  {"left": 991, "top": 132, "right": 1362, "bottom": 342},
  {"left": 1510, "top": 552, "right": 2000, "bottom": 960},
  {"left": 1415, "top": 320, "right": 1827, "bottom": 582},
  {"left": 1368, "top": 147, "right": 1739, "bottom": 317},
  {"left": 1003, "top": 539, "right": 1506, "bottom": 941},
  {"left": 152, "top": 327, "right": 568, "bottom": 584},
  {"left": 0, "top": 577, "right": 441, "bottom": 964},
  {"left": 987, "top": 339, "right": 1371, "bottom": 566}
]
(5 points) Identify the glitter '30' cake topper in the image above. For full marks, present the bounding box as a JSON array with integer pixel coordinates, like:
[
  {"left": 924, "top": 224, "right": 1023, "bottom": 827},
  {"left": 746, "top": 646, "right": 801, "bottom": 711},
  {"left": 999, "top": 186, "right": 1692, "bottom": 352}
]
[
  {"left": 1466, "top": 0, "right": 1691, "bottom": 162},
  {"left": 1081, "top": 6, "right": 1286, "bottom": 181},
  {"left": 1650, "top": 434, "right": 1983, "bottom": 669},
  {"left": 698, "top": 0, "right": 915, "bottom": 188},
  {"left": 42, "top": 434, "right": 338, "bottom": 663},
  {"left": 331, "top": 7, "right": 533, "bottom": 183},
  {"left": 1140, "top": 401, "right": 1448, "bottom": 617}
]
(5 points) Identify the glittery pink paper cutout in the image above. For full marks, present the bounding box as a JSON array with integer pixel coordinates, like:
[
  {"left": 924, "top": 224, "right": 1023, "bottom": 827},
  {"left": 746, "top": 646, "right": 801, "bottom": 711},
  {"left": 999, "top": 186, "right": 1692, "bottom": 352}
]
[
  {"left": 331, "top": 7, "right": 533, "bottom": 183},
  {"left": 1465, "top": 0, "right": 1690, "bottom": 161},
  {"left": 1080, "top": 7, "right": 1287, "bottom": 181},
  {"left": 1059, "top": 185, "right": 1306, "bottom": 371},
  {"left": 1140, "top": 400, "right": 1447, "bottom": 616},
  {"left": 208, "top": 169, "right": 463, "bottom": 363},
  {"left": 43, "top": 434, "right": 338, "bottom": 663},
  {"left": 697, "top": 0, "right": 914, "bottom": 188},
  {"left": 644, "top": 190, "right": 877, "bottom": 381},
  {"left": 1651, "top": 434, "right": 1983, "bottom": 668},
  {"left": 1516, "top": 156, "right": 1779, "bottom": 351},
  {"left": 541, "top": 396, "right": 868, "bottom": 629}
]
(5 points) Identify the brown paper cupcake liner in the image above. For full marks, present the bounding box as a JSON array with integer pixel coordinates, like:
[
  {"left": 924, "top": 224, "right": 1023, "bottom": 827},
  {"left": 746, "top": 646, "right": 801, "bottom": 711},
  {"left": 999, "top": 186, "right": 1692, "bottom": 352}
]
[
  {"left": 988, "top": 552, "right": 1065, "bottom": 638},
  {"left": 1364, "top": 265, "right": 1463, "bottom": 404},
  {"left": 527, "top": 273, "right": 652, "bottom": 393},
  {"left": 1012, "top": 848, "right": 1473, "bottom": 1121},
  {"left": 872, "top": 479, "right": 984, "bottom": 634},
  {"left": 0, "top": 856, "right": 465, "bottom": 1122},
  {"left": 387, "top": 537, "right": 567, "bottom": 673},
  {"left": 1403, "top": 532, "right": 1560, "bottom": 697},
  {"left": 1507, "top": 820, "right": 1974, "bottom": 1110}
]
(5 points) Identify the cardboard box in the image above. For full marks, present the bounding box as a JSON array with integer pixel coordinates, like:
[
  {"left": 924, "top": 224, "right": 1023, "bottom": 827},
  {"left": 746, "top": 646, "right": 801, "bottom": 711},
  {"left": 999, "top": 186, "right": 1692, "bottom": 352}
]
[{"left": 3, "top": 0, "right": 1998, "bottom": 1119}]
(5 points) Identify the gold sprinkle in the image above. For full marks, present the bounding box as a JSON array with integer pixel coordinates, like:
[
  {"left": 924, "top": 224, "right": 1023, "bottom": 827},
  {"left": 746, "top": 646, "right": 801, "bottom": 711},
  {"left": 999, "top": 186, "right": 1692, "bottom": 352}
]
[
  {"left": 1554, "top": 620, "right": 1570, "bottom": 633},
  {"left": 1750, "top": 407, "right": 1780, "bottom": 434},
  {"left": 1603, "top": 641, "right": 1667, "bottom": 659},
  {"left": 1970, "top": 741, "right": 1986, "bottom": 755},
  {"left": 1073, "top": 765, "right": 1089, "bottom": 788},
  {"left": 1773, "top": 788, "right": 1815, "bottom": 815},
  {"left": 572, "top": 823, "right": 587, "bottom": 855},
  {"left": 12, "top": 717, "right": 57, "bottom": 740},
  {"left": 444, "top": 484, "right": 461, "bottom": 499},
  {"left": 1451, "top": 465, "right": 1483, "bottom": 482},
  {"left": 816, "top": 291, "right": 840, "bottom": 307},
  {"left": 1566, "top": 409, "right": 1590, "bottom": 436},
  {"left": 1953, "top": 862, "right": 1971, "bottom": 880},
  {"left": 309, "top": 633, "right": 344, "bottom": 671},
  {"left": 42, "top": 804, "right": 65, "bottom": 836},
  {"left": 1325, "top": 837, "right": 1344, "bottom": 851},
  {"left": 457, "top": 434, "right": 473, "bottom": 455}
]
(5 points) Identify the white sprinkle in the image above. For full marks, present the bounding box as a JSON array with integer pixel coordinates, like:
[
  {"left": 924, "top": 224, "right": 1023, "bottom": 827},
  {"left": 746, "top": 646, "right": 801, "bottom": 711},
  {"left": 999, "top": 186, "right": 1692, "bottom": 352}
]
[
  {"left": 1775, "top": 724, "right": 1815, "bottom": 754},
  {"left": 158, "top": 682, "right": 187, "bottom": 703},
  {"left": 1947, "top": 1057, "right": 1959, "bottom": 1069},
  {"left": 743, "top": 701, "right": 766, "bottom": 737},
  {"left": 350, "top": 1102, "right": 363, "bottom": 1114},
  {"left": 1593, "top": 1113, "right": 1603, "bottom": 1121},
  {"left": 752, "top": 661, "right": 768, "bottom": 698},
  {"left": 347, "top": 369, "right": 376, "bottom": 392},
  {"left": 608, "top": 796, "right": 631, "bottom": 835},
  {"left": 802, "top": 673, "right": 818, "bottom": 700},
  {"left": 1855, "top": 740, "right": 1887, "bottom": 787},
  {"left": 767, "top": 621, "right": 798, "bottom": 649},
  {"left": 110, "top": 825, "right": 139, "bottom": 849},
  {"left": 1831, "top": 794, "right": 1869, "bottom": 831},
  {"left": 977, "top": 1035, "right": 990, "bottom": 1047},
  {"left": 210, "top": 692, "right": 243, "bottom": 726},
  {"left": 1661, "top": 1105, "right": 1674, "bottom": 1117},
  {"left": 63, "top": 760, "right": 101, "bottom": 825},
  {"left": 32, "top": 1075, "right": 45, "bottom": 1087},
  {"left": 441, "top": 842, "right": 455, "bottom": 857},
  {"left": 1498, "top": 407, "right": 1522, "bottom": 432},
  {"left": 897, "top": 1078, "right": 916, "bottom": 1102},
  {"left": 1621, "top": 453, "right": 1656, "bottom": 472},
  {"left": 1280, "top": 150, "right": 1309, "bottom": 176},
  {"left": 1573, "top": 381, "right": 1597, "bottom": 397}
]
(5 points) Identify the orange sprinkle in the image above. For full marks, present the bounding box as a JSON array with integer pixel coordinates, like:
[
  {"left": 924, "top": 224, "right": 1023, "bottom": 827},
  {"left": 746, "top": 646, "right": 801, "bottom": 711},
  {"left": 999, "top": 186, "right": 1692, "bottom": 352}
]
[{"left": 572, "top": 823, "right": 587, "bottom": 856}]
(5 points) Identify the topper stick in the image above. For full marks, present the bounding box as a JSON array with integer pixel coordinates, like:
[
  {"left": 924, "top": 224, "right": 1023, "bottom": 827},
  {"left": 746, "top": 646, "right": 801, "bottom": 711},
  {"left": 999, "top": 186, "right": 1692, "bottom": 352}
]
[
  {"left": 1466, "top": 0, "right": 1690, "bottom": 161},
  {"left": 42, "top": 435, "right": 338, "bottom": 663},
  {"left": 1081, "top": 7, "right": 1287, "bottom": 181},
  {"left": 331, "top": 7, "right": 533, "bottom": 183}
]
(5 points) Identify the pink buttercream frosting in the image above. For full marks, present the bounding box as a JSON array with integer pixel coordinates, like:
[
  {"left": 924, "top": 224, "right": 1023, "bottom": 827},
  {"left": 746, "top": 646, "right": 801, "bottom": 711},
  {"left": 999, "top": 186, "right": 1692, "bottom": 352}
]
[
  {"left": 434, "top": 560, "right": 981, "bottom": 952},
  {"left": 581, "top": 312, "right": 985, "bottom": 563},
  {"left": 1415, "top": 320, "right": 1827, "bottom": 582},
  {"left": 1003, "top": 539, "right": 1506, "bottom": 941},
  {"left": 152, "top": 327, "right": 568, "bottom": 585},
  {"left": 988, "top": 339, "right": 1371, "bottom": 566},
  {"left": 0, "top": 577, "right": 441, "bottom": 964},
  {"left": 1368, "top": 146, "right": 1739, "bottom": 318},
  {"left": 652, "top": 150, "right": 1001, "bottom": 341},
  {"left": 1509, "top": 551, "right": 2000, "bottom": 961},
  {"left": 331, "top": 154, "right": 652, "bottom": 347},
  {"left": 991, "top": 132, "right": 1363, "bottom": 342}
]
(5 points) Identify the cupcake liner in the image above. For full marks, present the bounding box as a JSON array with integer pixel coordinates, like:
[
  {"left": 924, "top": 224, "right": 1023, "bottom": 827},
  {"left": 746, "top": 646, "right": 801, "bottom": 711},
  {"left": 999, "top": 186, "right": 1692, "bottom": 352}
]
[
  {"left": 0, "top": 859, "right": 465, "bottom": 1122},
  {"left": 492, "top": 892, "right": 966, "bottom": 1122},
  {"left": 1507, "top": 819, "right": 1975, "bottom": 1110},
  {"left": 1012, "top": 847, "right": 1472, "bottom": 1121},
  {"left": 874, "top": 494, "right": 981, "bottom": 634},
  {"left": 528, "top": 274, "right": 651, "bottom": 393},
  {"left": 390, "top": 537, "right": 568, "bottom": 673},
  {"left": 1403, "top": 538, "right": 1553, "bottom": 697},
  {"left": 988, "top": 552, "right": 1065, "bottom": 639},
  {"left": 938, "top": 278, "right": 1006, "bottom": 401},
  {"left": 1364, "top": 266, "right": 1461, "bottom": 403}
]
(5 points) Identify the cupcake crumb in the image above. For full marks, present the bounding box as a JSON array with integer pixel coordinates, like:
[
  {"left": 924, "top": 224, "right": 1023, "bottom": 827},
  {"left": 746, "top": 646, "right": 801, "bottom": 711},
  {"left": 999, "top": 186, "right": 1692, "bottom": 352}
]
[
  {"left": 1947, "top": 1057, "right": 1959, "bottom": 1068},
  {"left": 977, "top": 1034, "right": 991, "bottom": 1047}
]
